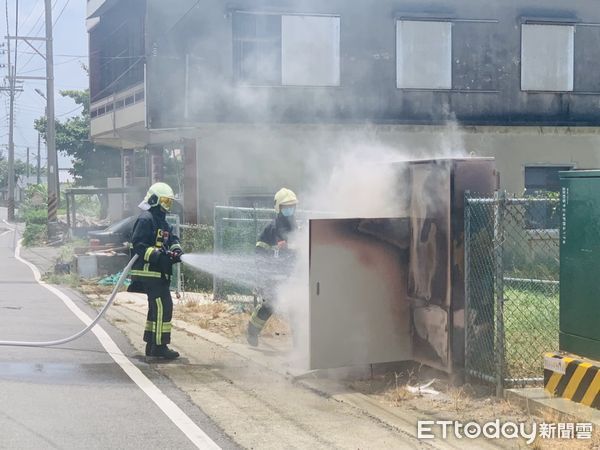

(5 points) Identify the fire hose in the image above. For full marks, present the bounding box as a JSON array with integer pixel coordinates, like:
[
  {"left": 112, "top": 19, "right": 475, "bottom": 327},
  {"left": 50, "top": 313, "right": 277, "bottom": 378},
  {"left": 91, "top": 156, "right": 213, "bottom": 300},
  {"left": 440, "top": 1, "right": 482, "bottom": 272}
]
[{"left": 0, "top": 254, "right": 139, "bottom": 348}]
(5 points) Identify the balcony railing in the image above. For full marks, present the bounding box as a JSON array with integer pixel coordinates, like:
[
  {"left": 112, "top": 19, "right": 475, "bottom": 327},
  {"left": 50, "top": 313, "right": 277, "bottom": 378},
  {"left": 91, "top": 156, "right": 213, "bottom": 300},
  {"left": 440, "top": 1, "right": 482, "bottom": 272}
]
[{"left": 90, "top": 86, "right": 144, "bottom": 119}]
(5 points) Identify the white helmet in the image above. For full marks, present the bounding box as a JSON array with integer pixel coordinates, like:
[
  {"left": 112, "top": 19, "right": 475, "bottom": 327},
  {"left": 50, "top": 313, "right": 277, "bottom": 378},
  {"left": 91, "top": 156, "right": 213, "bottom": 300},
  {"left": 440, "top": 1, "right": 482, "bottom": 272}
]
[
  {"left": 139, "top": 182, "right": 175, "bottom": 212},
  {"left": 274, "top": 188, "right": 298, "bottom": 213}
]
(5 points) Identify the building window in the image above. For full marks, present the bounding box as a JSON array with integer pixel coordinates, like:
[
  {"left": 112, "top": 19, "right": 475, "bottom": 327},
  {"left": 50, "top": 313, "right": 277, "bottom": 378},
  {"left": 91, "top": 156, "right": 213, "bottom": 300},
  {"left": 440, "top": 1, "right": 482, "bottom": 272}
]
[
  {"left": 233, "top": 12, "right": 340, "bottom": 87},
  {"left": 233, "top": 13, "right": 281, "bottom": 86},
  {"left": 89, "top": 0, "right": 145, "bottom": 103},
  {"left": 525, "top": 165, "right": 572, "bottom": 194},
  {"left": 281, "top": 15, "right": 340, "bottom": 86},
  {"left": 524, "top": 165, "right": 572, "bottom": 229},
  {"left": 396, "top": 20, "right": 452, "bottom": 89},
  {"left": 521, "top": 24, "right": 574, "bottom": 92}
]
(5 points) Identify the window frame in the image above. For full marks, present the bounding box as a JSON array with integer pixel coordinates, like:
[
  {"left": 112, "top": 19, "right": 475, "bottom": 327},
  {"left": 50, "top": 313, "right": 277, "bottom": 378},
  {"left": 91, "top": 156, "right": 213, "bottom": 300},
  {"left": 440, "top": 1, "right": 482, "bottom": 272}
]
[
  {"left": 520, "top": 23, "right": 575, "bottom": 93},
  {"left": 523, "top": 164, "right": 574, "bottom": 230},
  {"left": 232, "top": 11, "right": 342, "bottom": 88},
  {"left": 524, "top": 164, "right": 574, "bottom": 193},
  {"left": 395, "top": 19, "right": 453, "bottom": 91},
  {"left": 281, "top": 14, "right": 341, "bottom": 87},
  {"left": 232, "top": 11, "right": 282, "bottom": 87},
  {"left": 89, "top": 9, "right": 145, "bottom": 103}
]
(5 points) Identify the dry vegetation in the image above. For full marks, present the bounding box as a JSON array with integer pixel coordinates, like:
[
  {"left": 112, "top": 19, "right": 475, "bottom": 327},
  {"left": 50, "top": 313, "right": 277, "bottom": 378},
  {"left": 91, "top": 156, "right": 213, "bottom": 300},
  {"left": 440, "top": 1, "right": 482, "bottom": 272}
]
[
  {"left": 174, "top": 299, "right": 290, "bottom": 340},
  {"left": 349, "top": 366, "right": 599, "bottom": 448}
]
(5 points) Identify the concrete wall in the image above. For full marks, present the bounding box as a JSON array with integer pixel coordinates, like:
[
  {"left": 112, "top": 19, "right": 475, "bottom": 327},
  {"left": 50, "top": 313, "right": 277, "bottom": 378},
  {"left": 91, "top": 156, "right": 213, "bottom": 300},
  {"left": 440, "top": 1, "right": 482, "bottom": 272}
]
[
  {"left": 146, "top": 0, "right": 600, "bottom": 128},
  {"left": 193, "top": 124, "right": 600, "bottom": 222}
]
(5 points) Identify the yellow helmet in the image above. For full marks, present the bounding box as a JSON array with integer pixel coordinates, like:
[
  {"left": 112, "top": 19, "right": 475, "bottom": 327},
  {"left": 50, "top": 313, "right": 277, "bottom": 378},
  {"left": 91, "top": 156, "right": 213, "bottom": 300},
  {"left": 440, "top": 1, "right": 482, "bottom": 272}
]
[
  {"left": 140, "top": 182, "right": 175, "bottom": 212},
  {"left": 274, "top": 188, "right": 298, "bottom": 213}
]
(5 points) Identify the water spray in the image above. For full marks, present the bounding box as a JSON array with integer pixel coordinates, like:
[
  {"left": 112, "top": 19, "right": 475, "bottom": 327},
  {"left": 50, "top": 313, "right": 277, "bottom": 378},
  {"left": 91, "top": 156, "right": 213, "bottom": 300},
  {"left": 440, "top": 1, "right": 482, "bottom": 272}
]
[
  {"left": 0, "top": 225, "right": 289, "bottom": 348},
  {"left": 181, "top": 253, "right": 295, "bottom": 287}
]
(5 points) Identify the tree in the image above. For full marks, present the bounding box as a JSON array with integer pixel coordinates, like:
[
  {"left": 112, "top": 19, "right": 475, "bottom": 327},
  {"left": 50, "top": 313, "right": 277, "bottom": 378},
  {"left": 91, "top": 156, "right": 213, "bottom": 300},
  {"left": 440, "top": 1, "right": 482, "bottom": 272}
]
[
  {"left": 0, "top": 152, "right": 37, "bottom": 188},
  {"left": 34, "top": 90, "right": 121, "bottom": 187}
]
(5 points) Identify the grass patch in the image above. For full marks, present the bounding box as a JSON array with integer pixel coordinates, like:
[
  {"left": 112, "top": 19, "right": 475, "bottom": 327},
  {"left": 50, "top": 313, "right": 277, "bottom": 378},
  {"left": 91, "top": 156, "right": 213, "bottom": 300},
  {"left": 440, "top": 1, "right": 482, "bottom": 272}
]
[
  {"left": 58, "top": 239, "right": 87, "bottom": 262},
  {"left": 504, "top": 285, "right": 559, "bottom": 381}
]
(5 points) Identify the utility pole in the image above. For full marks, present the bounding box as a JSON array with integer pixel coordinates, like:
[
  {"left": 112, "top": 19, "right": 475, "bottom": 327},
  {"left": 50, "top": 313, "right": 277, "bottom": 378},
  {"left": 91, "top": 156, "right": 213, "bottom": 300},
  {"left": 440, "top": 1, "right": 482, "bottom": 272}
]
[
  {"left": 36, "top": 133, "right": 41, "bottom": 185},
  {"left": 26, "top": 146, "right": 29, "bottom": 180},
  {"left": 1, "top": 60, "right": 23, "bottom": 220},
  {"left": 5, "top": 0, "right": 55, "bottom": 230},
  {"left": 6, "top": 64, "right": 15, "bottom": 221},
  {"left": 5, "top": 0, "right": 18, "bottom": 222},
  {"left": 44, "top": 0, "right": 58, "bottom": 232}
]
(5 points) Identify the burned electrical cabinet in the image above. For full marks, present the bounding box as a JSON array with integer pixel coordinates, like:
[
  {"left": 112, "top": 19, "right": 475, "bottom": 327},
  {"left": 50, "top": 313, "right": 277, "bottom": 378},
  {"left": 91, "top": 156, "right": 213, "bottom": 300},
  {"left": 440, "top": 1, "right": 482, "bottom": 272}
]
[{"left": 308, "top": 158, "right": 497, "bottom": 373}]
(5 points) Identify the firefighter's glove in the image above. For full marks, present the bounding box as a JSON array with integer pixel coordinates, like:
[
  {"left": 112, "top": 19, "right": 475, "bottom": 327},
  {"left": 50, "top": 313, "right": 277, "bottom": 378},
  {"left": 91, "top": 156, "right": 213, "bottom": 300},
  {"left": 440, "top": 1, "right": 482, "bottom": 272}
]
[{"left": 171, "top": 248, "right": 183, "bottom": 263}]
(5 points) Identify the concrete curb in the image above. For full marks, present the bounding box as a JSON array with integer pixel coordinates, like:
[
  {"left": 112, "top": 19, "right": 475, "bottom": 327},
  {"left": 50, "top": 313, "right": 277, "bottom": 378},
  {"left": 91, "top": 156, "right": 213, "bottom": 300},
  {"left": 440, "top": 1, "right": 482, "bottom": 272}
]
[{"left": 505, "top": 388, "right": 600, "bottom": 427}]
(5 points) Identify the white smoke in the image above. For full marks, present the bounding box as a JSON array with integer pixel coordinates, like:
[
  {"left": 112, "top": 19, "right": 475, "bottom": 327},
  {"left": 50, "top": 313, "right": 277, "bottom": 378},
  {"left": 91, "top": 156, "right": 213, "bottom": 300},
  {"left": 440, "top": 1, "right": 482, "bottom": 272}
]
[{"left": 275, "top": 124, "right": 468, "bottom": 369}]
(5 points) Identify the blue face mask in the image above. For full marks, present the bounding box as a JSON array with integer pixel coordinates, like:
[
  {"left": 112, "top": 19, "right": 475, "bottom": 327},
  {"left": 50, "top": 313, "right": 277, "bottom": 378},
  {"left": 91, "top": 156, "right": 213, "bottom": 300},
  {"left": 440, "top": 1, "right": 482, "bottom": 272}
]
[{"left": 281, "top": 206, "right": 295, "bottom": 217}]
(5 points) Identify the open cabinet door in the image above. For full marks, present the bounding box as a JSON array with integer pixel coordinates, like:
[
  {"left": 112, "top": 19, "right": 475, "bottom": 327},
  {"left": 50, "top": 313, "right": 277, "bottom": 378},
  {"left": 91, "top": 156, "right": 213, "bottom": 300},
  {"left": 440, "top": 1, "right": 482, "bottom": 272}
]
[
  {"left": 308, "top": 218, "right": 412, "bottom": 370},
  {"left": 407, "top": 161, "right": 452, "bottom": 372}
]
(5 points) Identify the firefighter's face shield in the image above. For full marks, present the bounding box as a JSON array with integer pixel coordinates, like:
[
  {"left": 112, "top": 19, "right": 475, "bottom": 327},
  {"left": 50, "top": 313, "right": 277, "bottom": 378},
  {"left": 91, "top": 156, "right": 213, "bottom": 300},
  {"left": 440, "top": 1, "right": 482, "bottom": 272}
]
[
  {"left": 159, "top": 196, "right": 174, "bottom": 212},
  {"left": 280, "top": 205, "right": 296, "bottom": 217}
]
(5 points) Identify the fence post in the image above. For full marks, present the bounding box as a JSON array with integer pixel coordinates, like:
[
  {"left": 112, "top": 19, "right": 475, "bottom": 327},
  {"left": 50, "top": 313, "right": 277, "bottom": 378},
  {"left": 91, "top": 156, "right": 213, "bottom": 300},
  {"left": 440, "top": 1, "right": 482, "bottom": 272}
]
[
  {"left": 493, "top": 190, "right": 506, "bottom": 397},
  {"left": 212, "top": 205, "right": 223, "bottom": 300},
  {"left": 464, "top": 191, "right": 471, "bottom": 380},
  {"left": 253, "top": 205, "right": 258, "bottom": 308}
]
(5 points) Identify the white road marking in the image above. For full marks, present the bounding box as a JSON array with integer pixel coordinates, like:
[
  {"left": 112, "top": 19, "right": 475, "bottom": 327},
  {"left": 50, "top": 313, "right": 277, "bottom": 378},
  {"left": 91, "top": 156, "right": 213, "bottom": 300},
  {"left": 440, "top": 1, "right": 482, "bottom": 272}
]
[
  {"left": 2, "top": 219, "right": 17, "bottom": 249},
  {"left": 14, "top": 239, "right": 221, "bottom": 450}
]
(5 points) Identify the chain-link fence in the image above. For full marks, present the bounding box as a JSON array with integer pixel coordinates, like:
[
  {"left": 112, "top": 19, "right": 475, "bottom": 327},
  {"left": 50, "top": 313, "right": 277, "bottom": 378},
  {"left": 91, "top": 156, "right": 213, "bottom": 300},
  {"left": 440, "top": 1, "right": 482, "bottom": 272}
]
[
  {"left": 213, "top": 206, "right": 276, "bottom": 302},
  {"left": 180, "top": 206, "right": 332, "bottom": 307},
  {"left": 177, "top": 207, "right": 283, "bottom": 304},
  {"left": 465, "top": 192, "right": 560, "bottom": 392},
  {"left": 178, "top": 222, "right": 214, "bottom": 294}
]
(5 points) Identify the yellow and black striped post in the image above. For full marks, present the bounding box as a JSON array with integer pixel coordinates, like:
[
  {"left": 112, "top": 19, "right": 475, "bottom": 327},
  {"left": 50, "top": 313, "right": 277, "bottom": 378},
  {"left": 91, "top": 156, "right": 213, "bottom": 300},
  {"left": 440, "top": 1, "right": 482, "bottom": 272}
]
[
  {"left": 544, "top": 353, "right": 600, "bottom": 409},
  {"left": 48, "top": 192, "right": 58, "bottom": 223}
]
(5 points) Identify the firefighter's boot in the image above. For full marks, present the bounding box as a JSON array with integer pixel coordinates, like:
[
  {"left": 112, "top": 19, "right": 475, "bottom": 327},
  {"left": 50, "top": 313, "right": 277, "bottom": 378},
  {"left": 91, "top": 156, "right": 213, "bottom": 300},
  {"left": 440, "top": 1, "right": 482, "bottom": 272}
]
[{"left": 149, "top": 344, "right": 180, "bottom": 359}]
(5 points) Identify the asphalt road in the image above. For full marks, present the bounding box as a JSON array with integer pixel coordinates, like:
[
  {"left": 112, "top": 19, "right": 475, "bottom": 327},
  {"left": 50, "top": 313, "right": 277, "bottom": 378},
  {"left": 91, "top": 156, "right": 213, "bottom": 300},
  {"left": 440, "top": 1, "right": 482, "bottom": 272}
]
[{"left": 0, "top": 212, "right": 235, "bottom": 449}]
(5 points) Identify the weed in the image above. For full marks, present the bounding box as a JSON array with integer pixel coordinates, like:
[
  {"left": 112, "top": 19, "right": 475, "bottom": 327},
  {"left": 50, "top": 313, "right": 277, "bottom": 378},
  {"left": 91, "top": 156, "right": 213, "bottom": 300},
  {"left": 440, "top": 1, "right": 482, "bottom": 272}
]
[
  {"left": 447, "top": 386, "right": 472, "bottom": 412},
  {"left": 386, "top": 372, "right": 415, "bottom": 405},
  {"left": 43, "top": 272, "right": 81, "bottom": 288}
]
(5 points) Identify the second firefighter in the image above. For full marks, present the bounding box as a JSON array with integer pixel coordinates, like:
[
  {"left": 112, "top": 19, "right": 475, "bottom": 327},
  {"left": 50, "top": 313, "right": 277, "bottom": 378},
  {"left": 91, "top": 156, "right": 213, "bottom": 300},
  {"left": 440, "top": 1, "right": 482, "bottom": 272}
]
[{"left": 247, "top": 188, "right": 299, "bottom": 346}]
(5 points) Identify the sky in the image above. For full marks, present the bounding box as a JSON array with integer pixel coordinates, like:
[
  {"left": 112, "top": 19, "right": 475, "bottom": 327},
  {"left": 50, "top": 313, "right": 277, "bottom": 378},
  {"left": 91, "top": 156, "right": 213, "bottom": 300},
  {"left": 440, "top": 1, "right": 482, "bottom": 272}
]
[{"left": 1, "top": 0, "right": 88, "bottom": 177}]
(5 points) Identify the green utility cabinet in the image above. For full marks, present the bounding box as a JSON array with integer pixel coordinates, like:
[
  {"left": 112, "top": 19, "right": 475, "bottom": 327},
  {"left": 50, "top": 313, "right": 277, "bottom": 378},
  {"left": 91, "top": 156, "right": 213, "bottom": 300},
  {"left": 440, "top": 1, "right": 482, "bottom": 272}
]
[{"left": 559, "top": 170, "right": 600, "bottom": 361}]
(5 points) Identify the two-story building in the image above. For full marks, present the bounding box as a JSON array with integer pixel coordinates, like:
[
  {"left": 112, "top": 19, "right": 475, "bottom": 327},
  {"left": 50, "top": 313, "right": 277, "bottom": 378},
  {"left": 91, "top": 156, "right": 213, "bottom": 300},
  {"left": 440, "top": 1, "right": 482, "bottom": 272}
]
[{"left": 87, "top": 0, "right": 600, "bottom": 223}]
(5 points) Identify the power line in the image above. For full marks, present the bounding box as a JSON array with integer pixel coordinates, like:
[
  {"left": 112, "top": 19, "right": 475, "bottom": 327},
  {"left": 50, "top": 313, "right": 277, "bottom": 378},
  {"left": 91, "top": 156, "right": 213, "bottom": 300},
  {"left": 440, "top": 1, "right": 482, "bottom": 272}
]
[
  {"left": 18, "top": 55, "right": 83, "bottom": 74},
  {"left": 53, "top": 0, "right": 69, "bottom": 27},
  {"left": 15, "top": 0, "right": 41, "bottom": 57},
  {"left": 18, "top": 0, "right": 57, "bottom": 72},
  {"left": 162, "top": 0, "right": 201, "bottom": 39},
  {"left": 23, "top": 0, "right": 46, "bottom": 36},
  {"left": 19, "top": 0, "right": 41, "bottom": 29},
  {"left": 19, "top": 51, "right": 87, "bottom": 57},
  {"left": 91, "top": 56, "right": 144, "bottom": 101},
  {"left": 56, "top": 104, "right": 82, "bottom": 117},
  {"left": 15, "top": 125, "right": 33, "bottom": 146}
]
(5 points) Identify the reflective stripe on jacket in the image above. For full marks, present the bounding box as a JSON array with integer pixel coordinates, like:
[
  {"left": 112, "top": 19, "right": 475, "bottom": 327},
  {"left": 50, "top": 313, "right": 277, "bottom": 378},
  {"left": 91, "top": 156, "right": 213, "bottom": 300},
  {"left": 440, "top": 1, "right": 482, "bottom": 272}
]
[{"left": 129, "top": 207, "right": 180, "bottom": 280}]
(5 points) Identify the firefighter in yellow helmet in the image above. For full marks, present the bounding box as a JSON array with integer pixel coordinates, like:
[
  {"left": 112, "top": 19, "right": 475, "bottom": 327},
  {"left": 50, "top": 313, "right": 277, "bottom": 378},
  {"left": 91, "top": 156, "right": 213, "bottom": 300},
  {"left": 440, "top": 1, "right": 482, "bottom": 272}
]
[
  {"left": 128, "top": 182, "right": 183, "bottom": 359},
  {"left": 247, "top": 188, "right": 298, "bottom": 346}
]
